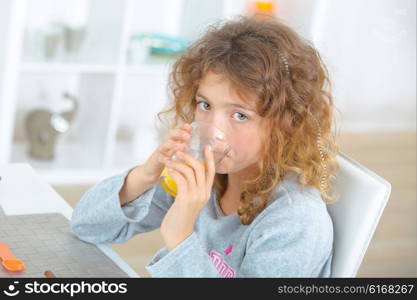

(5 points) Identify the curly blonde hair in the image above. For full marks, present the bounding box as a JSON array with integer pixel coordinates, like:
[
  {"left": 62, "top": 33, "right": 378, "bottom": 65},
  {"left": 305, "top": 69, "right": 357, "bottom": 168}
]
[{"left": 157, "top": 16, "right": 341, "bottom": 225}]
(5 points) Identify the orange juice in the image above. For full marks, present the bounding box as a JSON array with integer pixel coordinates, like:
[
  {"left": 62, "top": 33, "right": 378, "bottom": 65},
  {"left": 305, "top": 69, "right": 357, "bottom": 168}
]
[
  {"left": 159, "top": 167, "right": 178, "bottom": 197},
  {"left": 159, "top": 160, "right": 207, "bottom": 198}
]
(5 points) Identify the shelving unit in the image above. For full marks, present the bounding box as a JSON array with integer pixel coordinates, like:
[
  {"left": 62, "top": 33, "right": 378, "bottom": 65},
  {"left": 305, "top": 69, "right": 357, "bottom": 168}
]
[
  {"left": 0, "top": 0, "right": 246, "bottom": 185},
  {"left": 20, "top": 63, "right": 119, "bottom": 74}
]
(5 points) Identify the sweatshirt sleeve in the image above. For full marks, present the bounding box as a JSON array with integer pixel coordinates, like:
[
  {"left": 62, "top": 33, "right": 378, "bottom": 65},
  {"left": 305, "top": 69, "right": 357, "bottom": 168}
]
[
  {"left": 70, "top": 166, "right": 174, "bottom": 244},
  {"left": 237, "top": 198, "right": 334, "bottom": 277},
  {"left": 145, "top": 232, "right": 222, "bottom": 277}
]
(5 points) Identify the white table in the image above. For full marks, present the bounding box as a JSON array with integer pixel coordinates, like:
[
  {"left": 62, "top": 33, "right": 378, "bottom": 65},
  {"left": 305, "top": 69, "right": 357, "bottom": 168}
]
[{"left": 0, "top": 163, "right": 139, "bottom": 278}]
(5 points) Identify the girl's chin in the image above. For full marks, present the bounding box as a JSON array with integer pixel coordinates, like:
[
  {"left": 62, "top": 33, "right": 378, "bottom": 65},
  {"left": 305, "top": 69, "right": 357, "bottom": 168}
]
[
  {"left": 214, "top": 160, "right": 237, "bottom": 174},
  {"left": 214, "top": 162, "right": 230, "bottom": 174}
]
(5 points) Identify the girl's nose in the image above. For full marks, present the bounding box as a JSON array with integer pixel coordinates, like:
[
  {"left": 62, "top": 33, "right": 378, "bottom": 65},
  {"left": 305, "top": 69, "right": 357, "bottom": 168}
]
[{"left": 208, "top": 113, "right": 227, "bottom": 134}]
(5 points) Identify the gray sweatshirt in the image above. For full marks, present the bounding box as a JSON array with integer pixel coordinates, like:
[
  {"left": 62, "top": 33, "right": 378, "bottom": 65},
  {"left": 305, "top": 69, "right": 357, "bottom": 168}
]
[{"left": 70, "top": 167, "right": 334, "bottom": 278}]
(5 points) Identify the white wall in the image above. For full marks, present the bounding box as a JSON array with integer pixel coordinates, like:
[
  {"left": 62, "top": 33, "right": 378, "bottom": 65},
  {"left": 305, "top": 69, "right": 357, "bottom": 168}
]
[
  {"left": 0, "top": 0, "right": 25, "bottom": 163},
  {"left": 309, "top": 0, "right": 416, "bottom": 131},
  {"left": 275, "top": 0, "right": 318, "bottom": 40},
  {"left": 0, "top": 1, "right": 12, "bottom": 83}
]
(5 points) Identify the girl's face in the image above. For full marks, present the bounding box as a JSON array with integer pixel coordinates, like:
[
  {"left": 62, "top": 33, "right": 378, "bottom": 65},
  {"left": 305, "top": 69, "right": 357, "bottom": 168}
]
[{"left": 194, "top": 71, "right": 266, "bottom": 174}]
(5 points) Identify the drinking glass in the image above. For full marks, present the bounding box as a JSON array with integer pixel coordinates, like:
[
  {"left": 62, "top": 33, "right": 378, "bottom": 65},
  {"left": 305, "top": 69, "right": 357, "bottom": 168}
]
[{"left": 159, "top": 121, "right": 231, "bottom": 197}]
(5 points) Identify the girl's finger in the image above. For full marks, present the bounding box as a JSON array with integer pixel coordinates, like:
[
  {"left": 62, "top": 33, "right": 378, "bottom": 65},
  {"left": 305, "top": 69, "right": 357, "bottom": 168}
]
[
  {"left": 165, "top": 158, "right": 197, "bottom": 188},
  {"left": 159, "top": 139, "right": 185, "bottom": 157},
  {"left": 175, "top": 151, "right": 205, "bottom": 188},
  {"left": 167, "top": 168, "right": 188, "bottom": 195},
  {"left": 169, "top": 124, "right": 192, "bottom": 142},
  {"left": 180, "top": 123, "right": 192, "bottom": 132},
  {"left": 170, "top": 130, "right": 190, "bottom": 143},
  {"left": 204, "top": 145, "right": 216, "bottom": 189},
  {"left": 158, "top": 124, "right": 193, "bottom": 156}
]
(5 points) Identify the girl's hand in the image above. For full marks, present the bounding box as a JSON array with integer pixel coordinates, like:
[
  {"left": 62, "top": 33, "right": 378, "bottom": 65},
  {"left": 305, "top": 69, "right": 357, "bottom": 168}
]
[
  {"left": 142, "top": 123, "right": 192, "bottom": 185},
  {"left": 160, "top": 144, "right": 216, "bottom": 251}
]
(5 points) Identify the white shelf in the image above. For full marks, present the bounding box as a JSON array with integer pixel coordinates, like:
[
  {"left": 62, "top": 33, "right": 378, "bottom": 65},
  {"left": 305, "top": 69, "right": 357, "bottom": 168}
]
[
  {"left": 12, "top": 142, "right": 105, "bottom": 170},
  {"left": 21, "top": 63, "right": 118, "bottom": 74},
  {"left": 30, "top": 167, "right": 125, "bottom": 186},
  {"left": 0, "top": 0, "right": 242, "bottom": 186},
  {"left": 21, "top": 60, "right": 174, "bottom": 75},
  {"left": 125, "top": 63, "right": 172, "bottom": 76},
  {"left": 11, "top": 142, "right": 128, "bottom": 185},
  {"left": 11, "top": 140, "right": 151, "bottom": 185}
]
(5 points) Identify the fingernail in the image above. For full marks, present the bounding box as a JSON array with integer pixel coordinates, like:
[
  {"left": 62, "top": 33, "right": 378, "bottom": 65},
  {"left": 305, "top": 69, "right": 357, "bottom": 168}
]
[
  {"left": 176, "top": 151, "right": 184, "bottom": 158},
  {"left": 206, "top": 145, "right": 212, "bottom": 152}
]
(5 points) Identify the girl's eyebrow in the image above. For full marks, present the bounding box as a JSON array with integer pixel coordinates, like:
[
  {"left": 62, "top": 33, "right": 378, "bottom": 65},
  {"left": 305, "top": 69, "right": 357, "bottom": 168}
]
[{"left": 196, "top": 92, "right": 255, "bottom": 112}]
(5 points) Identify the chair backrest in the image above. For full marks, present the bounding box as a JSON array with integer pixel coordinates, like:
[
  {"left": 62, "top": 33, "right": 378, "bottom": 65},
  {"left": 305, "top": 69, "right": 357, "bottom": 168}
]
[{"left": 327, "top": 152, "right": 391, "bottom": 277}]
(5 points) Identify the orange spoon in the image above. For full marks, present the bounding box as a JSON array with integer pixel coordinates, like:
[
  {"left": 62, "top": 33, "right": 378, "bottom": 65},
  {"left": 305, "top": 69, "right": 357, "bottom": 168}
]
[{"left": 0, "top": 242, "right": 26, "bottom": 272}]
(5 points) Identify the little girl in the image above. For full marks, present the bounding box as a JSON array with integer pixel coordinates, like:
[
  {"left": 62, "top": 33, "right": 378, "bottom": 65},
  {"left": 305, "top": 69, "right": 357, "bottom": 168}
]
[{"left": 70, "top": 16, "right": 340, "bottom": 278}]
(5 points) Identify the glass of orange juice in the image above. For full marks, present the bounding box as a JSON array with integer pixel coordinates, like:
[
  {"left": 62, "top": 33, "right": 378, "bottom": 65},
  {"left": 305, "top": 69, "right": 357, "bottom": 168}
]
[{"left": 159, "top": 121, "right": 231, "bottom": 198}]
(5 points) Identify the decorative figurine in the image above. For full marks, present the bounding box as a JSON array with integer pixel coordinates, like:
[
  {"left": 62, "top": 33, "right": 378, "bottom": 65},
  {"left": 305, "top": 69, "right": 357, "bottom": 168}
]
[{"left": 25, "top": 92, "right": 78, "bottom": 160}]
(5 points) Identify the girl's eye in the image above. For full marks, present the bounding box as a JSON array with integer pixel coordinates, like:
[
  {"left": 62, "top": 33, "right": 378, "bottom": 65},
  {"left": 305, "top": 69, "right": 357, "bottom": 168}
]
[
  {"left": 196, "top": 100, "right": 249, "bottom": 122},
  {"left": 196, "top": 101, "right": 210, "bottom": 111},
  {"left": 232, "top": 112, "right": 248, "bottom": 121}
]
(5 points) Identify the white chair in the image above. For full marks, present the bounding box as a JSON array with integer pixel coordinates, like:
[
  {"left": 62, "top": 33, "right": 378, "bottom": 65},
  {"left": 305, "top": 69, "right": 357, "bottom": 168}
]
[{"left": 327, "top": 151, "right": 392, "bottom": 277}]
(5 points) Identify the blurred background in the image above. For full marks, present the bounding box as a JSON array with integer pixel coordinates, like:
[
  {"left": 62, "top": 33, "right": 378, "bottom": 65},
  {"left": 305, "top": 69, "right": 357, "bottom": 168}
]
[{"left": 0, "top": 0, "right": 415, "bottom": 277}]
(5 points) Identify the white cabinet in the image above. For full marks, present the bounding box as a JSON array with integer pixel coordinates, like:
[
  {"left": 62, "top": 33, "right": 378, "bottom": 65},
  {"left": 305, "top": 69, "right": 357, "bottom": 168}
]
[{"left": 0, "top": 0, "right": 244, "bottom": 185}]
